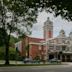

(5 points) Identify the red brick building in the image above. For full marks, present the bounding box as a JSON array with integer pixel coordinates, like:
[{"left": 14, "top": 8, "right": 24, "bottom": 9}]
[
  {"left": 15, "top": 18, "right": 72, "bottom": 62},
  {"left": 21, "top": 36, "right": 45, "bottom": 59},
  {"left": 20, "top": 18, "right": 53, "bottom": 60}
]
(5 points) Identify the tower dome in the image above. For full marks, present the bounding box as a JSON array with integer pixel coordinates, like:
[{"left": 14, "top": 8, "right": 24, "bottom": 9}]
[
  {"left": 58, "top": 29, "right": 66, "bottom": 37},
  {"left": 69, "top": 31, "right": 72, "bottom": 38},
  {"left": 44, "top": 17, "right": 53, "bottom": 26}
]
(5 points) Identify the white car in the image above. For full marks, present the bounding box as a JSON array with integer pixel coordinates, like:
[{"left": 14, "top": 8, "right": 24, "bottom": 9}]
[
  {"left": 49, "top": 58, "right": 61, "bottom": 63},
  {"left": 23, "top": 58, "right": 32, "bottom": 63}
]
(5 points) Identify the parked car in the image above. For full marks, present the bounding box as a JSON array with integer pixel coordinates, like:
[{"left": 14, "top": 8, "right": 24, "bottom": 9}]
[
  {"left": 23, "top": 58, "right": 32, "bottom": 63},
  {"left": 32, "top": 60, "right": 40, "bottom": 64},
  {"left": 49, "top": 58, "right": 61, "bottom": 63}
]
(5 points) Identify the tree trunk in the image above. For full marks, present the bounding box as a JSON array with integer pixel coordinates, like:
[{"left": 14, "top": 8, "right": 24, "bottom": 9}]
[
  {"left": 5, "top": 44, "right": 9, "bottom": 65},
  {"left": 5, "top": 35, "right": 10, "bottom": 65}
]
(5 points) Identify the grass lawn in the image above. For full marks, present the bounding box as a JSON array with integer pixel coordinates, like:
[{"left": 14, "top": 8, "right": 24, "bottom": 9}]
[
  {"left": 0, "top": 60, "right": 63, "bottom": 67},
  {"left": 0, "top": 60, "right": 24, "bottom": 64}
]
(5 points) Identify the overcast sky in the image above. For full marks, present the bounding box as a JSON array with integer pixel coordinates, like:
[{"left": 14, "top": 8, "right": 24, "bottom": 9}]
[{"left": 30, "top": 11, "right": 72, "bottom": 38}]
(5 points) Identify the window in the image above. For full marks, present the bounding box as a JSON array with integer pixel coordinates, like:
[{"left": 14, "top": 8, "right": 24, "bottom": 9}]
[
  {"left": 49, "top": 45, "right": 54, "bottom": 52},
  {"left": 56, "top": 46, "right": 60, "bottom": 51},
  {"left": 62, "top": 46, "right": 66, "bottom": 51},
  {"left": 62, "top": 40, "right": 65, "bottom": 43}
]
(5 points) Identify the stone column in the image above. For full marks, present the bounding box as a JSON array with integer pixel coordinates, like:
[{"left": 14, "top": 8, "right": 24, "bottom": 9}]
[
  {"left": 70, "top": 55, "right": 72, "bottom": 62},
  {"left": 45, "top": 41, "right": 48, "bottom": 61},
  {"left": 54, "top": 53, "right": 56, "bottom": 58},
  {"left": 60, "top": 45, "right": 62, "bottom": 61},
  {"left": 39, "top": 45, "right": 42, "bottom": 60},
  {"left": 65, "top": 55, "right": 67, "bottom": 62},
  {"left": 54, "top": 45, "right": 57, "bottom": 59},
  {"left": 60, "top": 55, "right": 62, "bottom": 61},
  {"left": 29, "top": 44, "right": 32, "bottom": 58}
]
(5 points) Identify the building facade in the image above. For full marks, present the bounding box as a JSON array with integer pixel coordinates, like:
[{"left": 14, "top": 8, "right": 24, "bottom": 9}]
[
  {"left": 16, "top": 18, "right": 72, "bottom": 62},
  {"left": 46, "top": 30, "right": 72, "bottom": 62}
]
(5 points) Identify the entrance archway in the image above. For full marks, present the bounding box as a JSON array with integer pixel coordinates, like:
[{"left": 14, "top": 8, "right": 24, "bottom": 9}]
[
  {"left": 67, "top": 55, "right": 70, "bottom": 62},
  {"left": 49, "top": 54, "right": 54, "bottom": 60},
  {"left": 62, "top": 55, "right": 65, "bottom": 62}
]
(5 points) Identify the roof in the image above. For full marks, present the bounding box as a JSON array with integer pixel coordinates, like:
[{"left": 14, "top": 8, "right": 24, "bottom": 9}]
[{"left": 28, "top": 37, "right": 44, "bottom": 43}]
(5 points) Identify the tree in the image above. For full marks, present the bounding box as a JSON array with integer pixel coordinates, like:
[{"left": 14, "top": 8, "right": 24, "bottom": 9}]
[
  {"left": 0, "top": 0, "right": 72, "bottom": 65},
  {"left": 25, "top": 0, "right": 72, "bottom": 21},
  {"left": 0, "top": 0, "right": 37, "bottom": 65},
  {"left": 3, "top": 0, "right": 72, "bottom": 21},
  {"left": 0, "top": 28, "right": 8, "bottom": 46}
]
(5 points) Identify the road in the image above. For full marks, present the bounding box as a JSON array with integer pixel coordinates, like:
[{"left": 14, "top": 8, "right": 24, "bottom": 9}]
[{"left": 0, "top": 64, "right": 72, "bottom": 72}]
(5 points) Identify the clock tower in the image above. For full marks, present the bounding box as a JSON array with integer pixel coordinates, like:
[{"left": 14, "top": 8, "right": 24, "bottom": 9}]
[{"left": 43, "top": 17, "right": 53, "bottom": 40}]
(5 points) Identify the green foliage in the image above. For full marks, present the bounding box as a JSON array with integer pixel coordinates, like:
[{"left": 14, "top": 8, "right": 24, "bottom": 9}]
[
  {"left": 0, "top": 46, "right": 23, "bottom": 60},
  {"left": 9, "top": 47, "right": 23, "bottom": 61},
  {"left": 0, "top": 0, "right": 37, "bottom": 64},
  {"left": 25, "top": 0, "right": 72, "bottom": 21},
  {"left": 0, "top": 0, "right": 72, "bottom": 65},
  {"left": 0, "top": 35, "right": 19, "bottom": 46},
  {"left": 9, "top": 36, "right": 20, "bottom": 46},
  {"left": 0, "top": 46, "right": 5, "bottom": 60},
  {"left": 9, "top": 47, "right": 16, "bottom": 60},
  {"left": 34, "top": 56, "right": 40, "bottom": 60},
  {"left": 0, "top": 28, "right": 8, "bottom": 46},
  {"left": 9, "top": 47, "right": 22, "bottom": 61}
]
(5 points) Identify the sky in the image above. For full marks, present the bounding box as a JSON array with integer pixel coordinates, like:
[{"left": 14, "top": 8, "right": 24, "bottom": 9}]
[{"left": 30, "top": 11, "right": 72, "bottom": 38}]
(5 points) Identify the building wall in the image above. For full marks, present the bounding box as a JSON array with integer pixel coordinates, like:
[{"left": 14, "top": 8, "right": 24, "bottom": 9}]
[
  {"left": 29, "top": 44, "right": 40, "bottom": 59},
  {"left": 29, "top": 44, "right": 46, "bottom": 60},
  {"left": 21, "top": 36, "right": 45, "bottom": 58}
]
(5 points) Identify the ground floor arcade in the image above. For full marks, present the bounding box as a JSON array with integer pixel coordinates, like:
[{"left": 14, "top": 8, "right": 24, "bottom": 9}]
[{"left": 48, "top": 52, "right": 72, "bottom": 62}]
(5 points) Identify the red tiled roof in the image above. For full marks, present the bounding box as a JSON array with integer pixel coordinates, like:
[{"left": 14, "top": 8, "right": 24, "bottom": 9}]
[{"left": 28, "top": 37, "right": 44, "bottom": 43}]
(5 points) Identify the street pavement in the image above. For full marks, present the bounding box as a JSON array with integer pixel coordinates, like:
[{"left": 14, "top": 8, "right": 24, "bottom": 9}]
[{"left": 0, "top": 63, "right": 72, "bottom": 72}]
